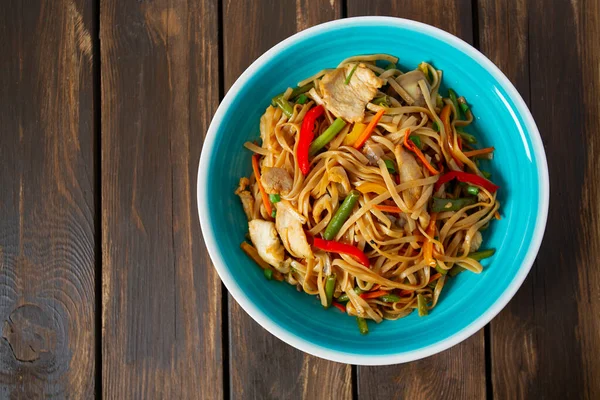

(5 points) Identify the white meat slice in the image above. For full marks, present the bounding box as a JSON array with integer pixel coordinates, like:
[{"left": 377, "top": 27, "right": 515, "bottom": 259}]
[
  {"left": 261, "top": 167, "right": 293, "bottom": 195},
  {"left": 396, "top": 145, "right": 424, "bottom": 209},
  {"left": 319, "top": 64, "right": 384, "bottom": 123},
  {"left": 235, "top": 177, "right": 255, "bottom": 220},
  {"left": 248, "top": 220, "right": 285, "bottom": 268},
  {"left": 275, "top": 202, "right": 313, "bottom": 259},
  {"left": 469, "top": 231, "right": 483, "bottom": 253}
]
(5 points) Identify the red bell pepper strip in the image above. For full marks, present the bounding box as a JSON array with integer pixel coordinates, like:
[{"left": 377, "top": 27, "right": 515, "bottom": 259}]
[
  {"left": 296, "top": 105, "right": 324, "bottom": 175},
  {"left": 332, "top": 301, "right": 346, "bottom": 312},
  {"left": 434, "top": 170, "right": 500, "bottom": 193},
  {"left": 312, "top": 237, "right": 370, "bottom": 268}
]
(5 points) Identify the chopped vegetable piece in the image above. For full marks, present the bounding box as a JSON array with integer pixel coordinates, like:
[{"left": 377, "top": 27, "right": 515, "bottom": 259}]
[
  {"left": 336, "top": 293, "right": 349, "bottom": 303},
  {"left": 380, "top": 294, "right": 401, "bottom": 303},
  {"left": 466, "top": 185, "right": 480, "bottom": 196},
  {"left": 273, "top": 94, "right": 294, "bottom": 118},
  {"left": 325, "top": 274, "right": 337, "bottom": 307},
  {"left": 458, "top": 96, "right": 470, "bottom": 113},
  {"left": 264, "top": 268, "right": 273, "bottom": 280},
  {"left": 403, "top": 128, "right": 439, "bottom": 175},
  {"left": 448, "top": 89, "right": 460, "bottom": 118},
  {"left": 344, "top": 63, "right": 359, "bottom": 84},
  {"left": 312, "top": 237, "right": 370, "bottom": 268},
  {"left": 343, "top": 123, "right": 366, "bottom": 146},
  {"left": 296, "top": 94, "right": 308, "bottom": 104},
  {"left": 323, "top": 190, "right": 360, "bottom": 240},
  {"left": 374, "top": 204, "right": 402, "bottom": 213},
  {"left": 457, "top": 130, "right": 477, "bottom": 144},
  {"left": 360, "top": 290, "right": 389, "bottom": 300},
  {"left": 449, "top": 266, "right": 465, "bottom": 277},
  {"left": 291, "top": 83, "right": 314, "bottom": 97},
  {"left": 409, "top": 135, "right": 422, "bottom": 149},
  {"left": 463, "top": 147, "right": 495, "bottom": 158},
  {"left": 482, "top": 170, "right": 492, "bottom": 179},
  {"left": 417, "top": 294, "right": 428, "bottom": 316},
  {"left": 468, "top": 249, "right": 496, "bottom": 261},
  {"left": 271, "top": 209, "right": 277, "bottom": 218},
  {"left": 434, "top": 171, "right": 500, "bottom": 193},
  {"left": 297, "top": 105, "right": 324, "bottom": 175},
  {"left": 372, "top": 95, "right": 389, "bottom": 106},
  {"left": 384, "top": 159, "right": 396, "bottom": 174},
  {"left": 240, "top": 242, "right": 271, "bottom": 270},
  {"left": 252, "top": 154, "right": 273, "bottom": 216},
  {"left": 428, "top": 273, "right": 442, "bottom": 284},
  {"left": 357, "top": 317, "right": 369, "bottom": 335},
  {"left": 431, "top": 197, "right": 476, "bottom": 212},
  {"left": 385, "top": 62, "right": 397, "bottom": 70},
  {"left": 423, "top": 213, "right": 437, "bottom": 267},
  {"left": 309, "top": 118, "right": 347, "bottom": 155},
  {"left": 495, "top": 210, "right": 501, "bottom": 220},
  {"left": 432, "top": 121, "right": 439, "bottom": 132},
  {"left": 356, "top": 182, "right": 387, "bottom": 195},
  {"left": 435, "top": 264, "right": 448, "bottom": 275},
  {"left": 440, "top": 104, "right": 464, "bottom": 168},
  {"left": 332, "top": 302, "right": 346, "bottom": 312},
  {"left": 269, "top": 194, "right": 281, "bottom": 203},
  {"left": 353, "top": 109, "right": 386, "bottom": 149}
]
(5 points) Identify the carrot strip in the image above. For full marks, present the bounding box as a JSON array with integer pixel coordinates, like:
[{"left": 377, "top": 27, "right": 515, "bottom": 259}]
[
  {"left": 428, "top": 272, "right": 442, "bottom": 284},
  {"left": 353, "top": 109, "right": 385, "bottom": 149},
  {"left": 423, "top": 212, "right": 438, "bottom": 267},
  {"left": 371, "top": 284, "right": 381, "bottom": 291},
  {"left": 494, "top": 210, "right": 501, "bottom": 220},
  {"left": 463, "top": 147, "right": 495, "bottom": 158},
  {"left": 360, "top": 290, "right": 389, "bottom": 300},
  {"left": 252, "top": 154, "right": 273, "bottom": 216},
  {"left": 440, "top": 105, "right": 464, "bottom": 168},
  {"left": 399, "top": 289, "right": 414, "bottom": 297},
  {"left": 374, "top": 204, "right": 403, "bottom": 213},
  {"left": 403, "top": 128, "right": 440, "bottom": 175}
]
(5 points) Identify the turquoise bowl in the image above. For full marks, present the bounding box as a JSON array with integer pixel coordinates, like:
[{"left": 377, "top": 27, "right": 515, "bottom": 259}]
[{"left": 198, "top": 17, "right": 549, "bottom": 365}]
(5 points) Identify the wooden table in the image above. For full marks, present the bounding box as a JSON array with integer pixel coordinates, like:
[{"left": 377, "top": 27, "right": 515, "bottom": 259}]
[{"left": 1, "top": 0, "right": 598, "bottom": 398}]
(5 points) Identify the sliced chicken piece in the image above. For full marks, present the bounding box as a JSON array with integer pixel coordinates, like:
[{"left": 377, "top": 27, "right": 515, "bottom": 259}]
[
  {"left": 235, "top": 177, "right": 255, "bottom": 220},
  {"left": 395, "top": 145, "right": 424, "bottom": 209},
  {"left": 469, "top": 231, "right": 483, "bottom": 253},
  {"left": 275, "top": 202, "right": 313, "bottom": 259},
  {"left": 261, "top": 167, "right": 293, "bottom": 196},
  {"left": 363, "top": 141, "right": 385, "bottom": 166},
  {"left": 396, "top": 70, "right": 430, "bottom": 107},
  {"left": 248, "top": 220, "right": 285, "bottom": 268},
  {"left": 319, "top": 64, "right": 384, "bottom": 123}
]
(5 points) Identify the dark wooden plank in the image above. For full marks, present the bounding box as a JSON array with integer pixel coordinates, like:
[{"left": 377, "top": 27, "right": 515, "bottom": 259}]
[
  {"left": 100, "top": 0, "right": 223, "bottom": 398},
  {"left": 223, "top": 1, "right": 352, "bottom": 399},
  {"left": 0, "top": 0, "right": 96, "bottom": 397},
  {"left": 346, "top": 2, "right": 486, "bottom": 399},
  {"left": 479, "top": 0, "right": 600, "bottom": 398}
]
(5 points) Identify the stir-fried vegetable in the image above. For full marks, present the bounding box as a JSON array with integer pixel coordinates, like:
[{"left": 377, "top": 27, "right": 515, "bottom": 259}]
[
  {"left": 296, "top": 94, "right": 308, "bottom": 104},
  {"left": 252, "top": 154, "right": 273, "bottom": 216},
  {"left": 297, "top": 105, "right": 324, "bottom": 175},
  {"left": 417, "top": 294, "right": 428, "bottom": 316},
  {"left": 356, "top": 317, "right": 369, "bottom": 334},
  {"left": 466, "top": 185, "right": 480, "bottom": 196},
  {"left": 374, "top": 204, "right": 402, "bottom": 213},
  {"left": 380, "top": 294, "right": 401, "bottom": 303},
  {"left": 431, "top": 197, "right": 477, "bottom": 212},
  {"left": 434, "top": 170, "right": 499, "bottom": 193},
  {"left": 323, "top": 190, "right": 360, "bottom": 240},
  {"left": 240, "top": 241, "right": 271, "bottom": 270},
  {"left": 423, "top": 213, "right": 438, "bottom": 267},
  {"left": 448, "top": 89, "right": 460, "bottom": 117},
  {"left": 409, "top": 135, "right": 422, "bottom": 149},
  {"left": 312, "top": 237, "right": 370, "bottom": 267},
  {"left": 344, "top": 63, "right": 359, "bottom": 84},
  {"left": 463, "top": 147, "right": 495, "bottom": 158},
  {"left": 353, "top": 109, "right": 385, "bottom": 149},
  {"left": 332, "top": 302, "right": 346, "bottom": 312},
  {"left": 269, "top": 194, "right": 281, "bottom": 203},
  {"left": 468, "top": 249, "right": 496, "bottom": 261},
  {"left": 263, "top": 268, "right": 273, "bottom": 280},
  {"left": 343, "top": 123, "right": 366, "bottom": 146},
  {"left": 384, "top": 159, "right": 396, "bottom": 174},
  {"left": 403, "top": 128, "right": 439, "bottom": 175},
  {"left": 457, "top": 130, "right": 477, "bottom": 144},
  {"left": 309, "top": 117, "right": 347, "bottom": 155},
  {"left": 325, "top": 274, "right": 337, "bottom": 307},
  {"left": 272, "top": 94, "right": 294, "bottom": 118}
]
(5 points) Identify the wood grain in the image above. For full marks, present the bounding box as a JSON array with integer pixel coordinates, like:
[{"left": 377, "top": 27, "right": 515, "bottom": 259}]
[
  {"left": 100, "top": 0, "right": 223, "bottom": 398},
  {"left": 346, "top": 2, "right": 486, "bottom": 399},
  {"left": 223, "top": 1, "right": 352, "bottom": 399},
  {"left": 480, "top": 0, "right": 600, "bottom": 398},
  {"left": 0, "top": 0, "right": 96, "bottom": 397}
]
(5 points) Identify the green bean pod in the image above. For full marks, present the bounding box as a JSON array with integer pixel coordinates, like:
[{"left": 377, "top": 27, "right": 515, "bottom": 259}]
[
  {"left": 323, "top": 190, "right": 360, "bottom": 240},
  {"left": 417, "top": 294, "right": 428, "bottom": 317},
  {"left": 325, "top": 274, "right": 336, "bottom": 308},
  {"left": 356, "top": 317, "right": 369, "bottom": 335},
  {"left": 431, "top": 197, "right": 476, "bottom": 212},
  {"left": 308, "top": 118, "right": 346, "bottom": 155}
]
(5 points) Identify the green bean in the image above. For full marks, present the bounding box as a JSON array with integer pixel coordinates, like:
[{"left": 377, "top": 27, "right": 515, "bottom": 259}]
[
  {"left": 449, "top": 266, "right": 465, "bottom": 277},
  {"left": 432, "top": 121, "right": 439, "bottom": 132},
  {"left": 356, "top": 317, "right": 369, "bottom": 335},
  {"left": 448, "top": 89, "right": 460, "bottom": 118},
  {"left": 458, "top": 96, "right": 470, "bottom": 113},
  {"left": 380, "top": 294, "right": 401, "bottom": 303},
  {"left": 273, "top": 94, "right": 294, "bottom": 118},
  {"left": 457, "top": 130, "right": 477, "bottom": 144},
  {"left": 309, "top": 118, "right": 347, "bottom": 155},
  {"left": 468, "top": 249, "right": 496, "bottom": 261},
  {"left": 271, "top": 209, "right": 277, "bottom": 218},
  {"left": 336, "top": 293, "right": 349, "bottom": 303},
  {"left": 372, "top": 95, "right": 389, "bottom": 106},
  {"left": 291, "top": 83, "right": 314, "bottom": 97},
  {"left": 323, "top": 190, "right": 360, "bottom": 240},
  {"left": 431, "top": 197, "right": 476, "bottom": 212},
  {"left": 435, "top": 264, "right": 448, "bottom": 275},
  {"left": 325, "top": 274, "right": 336, "bottom": 308},
  {"left": 409, "top": 135, "right": 422, "bottom": 149},
  {"left": 482, "top": 170, "right": 492, "bottom": 179},
  {"left": 296, "top": 94, "right": 308, "bottom": 105},
  {"left": 345, "top": 64, "right": 359, "bottom": 84},
  {"left": 385, "top": 62, "right": 397, "bottom": 71},
  {"left": 466, "top": 185, "right": 480, "bottom": 196},
  {"left": 384, "top": 159, "right": 396, "bottom": 174},
  {"left": 269, "top": 194, "right": 281, "bottom": 203},
  {"left": 264, "top": 269, "right": 273, "bottom": 280},
  {"left": 417, "top": 294, "right": 428, "bottom": 317}
]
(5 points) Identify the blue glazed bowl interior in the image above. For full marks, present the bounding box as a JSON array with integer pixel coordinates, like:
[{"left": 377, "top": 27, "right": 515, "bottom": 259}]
[{"left": 202, "top": 19, "right": 543, "bottom": 360}]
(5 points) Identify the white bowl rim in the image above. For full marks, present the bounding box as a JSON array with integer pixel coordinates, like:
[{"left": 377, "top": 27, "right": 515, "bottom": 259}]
[{"left": 197, "top": 16, "right": 549, "bottom": 365}]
